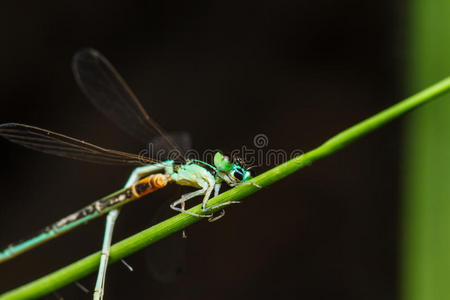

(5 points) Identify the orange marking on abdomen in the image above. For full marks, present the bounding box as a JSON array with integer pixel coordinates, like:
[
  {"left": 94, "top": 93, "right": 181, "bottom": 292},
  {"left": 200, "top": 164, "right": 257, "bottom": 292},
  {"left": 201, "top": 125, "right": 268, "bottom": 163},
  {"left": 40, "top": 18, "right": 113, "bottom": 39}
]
[{"left": 131, "top": 173, "right": 169, "bottom": 198}]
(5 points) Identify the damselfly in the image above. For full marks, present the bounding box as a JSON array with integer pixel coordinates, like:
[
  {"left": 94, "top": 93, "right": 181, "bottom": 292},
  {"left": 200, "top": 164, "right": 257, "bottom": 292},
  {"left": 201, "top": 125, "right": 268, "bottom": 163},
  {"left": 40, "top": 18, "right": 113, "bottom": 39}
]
[{"left": 0, "top": 49, "right": 257, "bottom": 300}]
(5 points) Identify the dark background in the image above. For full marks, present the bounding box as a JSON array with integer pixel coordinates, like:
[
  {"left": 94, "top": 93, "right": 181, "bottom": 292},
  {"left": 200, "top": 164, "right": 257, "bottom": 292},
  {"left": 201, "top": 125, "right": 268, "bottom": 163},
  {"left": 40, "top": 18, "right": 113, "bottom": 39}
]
[{"left": 0, "top": 1, "right": 405, "bottom": 299}]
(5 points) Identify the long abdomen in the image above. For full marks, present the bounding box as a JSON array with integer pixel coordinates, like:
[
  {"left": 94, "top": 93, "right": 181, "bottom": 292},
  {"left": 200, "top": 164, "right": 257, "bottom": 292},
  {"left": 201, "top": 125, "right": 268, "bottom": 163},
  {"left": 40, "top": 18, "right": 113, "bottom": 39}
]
[{"left": 0, "top": 174, "right": 169, "bottom": 263}]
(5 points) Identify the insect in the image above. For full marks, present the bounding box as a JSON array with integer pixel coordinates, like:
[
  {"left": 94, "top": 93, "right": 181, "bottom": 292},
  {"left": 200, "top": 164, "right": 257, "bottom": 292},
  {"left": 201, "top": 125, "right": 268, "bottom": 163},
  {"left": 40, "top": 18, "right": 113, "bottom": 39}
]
[{"left": 0, "top": 49, "right": 257, "bottom": 300}]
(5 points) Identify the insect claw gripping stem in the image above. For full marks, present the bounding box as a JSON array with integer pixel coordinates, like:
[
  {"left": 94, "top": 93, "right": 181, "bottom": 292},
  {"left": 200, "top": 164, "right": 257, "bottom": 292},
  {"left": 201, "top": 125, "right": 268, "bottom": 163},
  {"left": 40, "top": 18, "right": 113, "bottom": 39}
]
[
  {"left": 207, "top": 209, "right": 226, "bottom": 222},
  {"left": 230, "top": 181, "right": 262, "bottom": 189},
  {"left": 202, "top": 201, "right": 242, "bottom": 222},
  {"left": 169, "top": 188, "right": 214, "bottom": 218},
  {"left": 252, "top": 182, "right": 263, "bottom": 189}
]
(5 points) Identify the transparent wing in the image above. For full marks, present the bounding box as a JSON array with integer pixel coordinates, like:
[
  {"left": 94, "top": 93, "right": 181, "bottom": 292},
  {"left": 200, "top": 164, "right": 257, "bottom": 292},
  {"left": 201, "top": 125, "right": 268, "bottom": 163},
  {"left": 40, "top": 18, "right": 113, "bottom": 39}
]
[
  {"left": 0, "top": 123, "right": 158, "bottom": 165},
  {"left": 72, "top": 48, "right": 185, "bottom": 161},
  {"left": 148, "top": 131, "right": 192, "bottom": 161}
]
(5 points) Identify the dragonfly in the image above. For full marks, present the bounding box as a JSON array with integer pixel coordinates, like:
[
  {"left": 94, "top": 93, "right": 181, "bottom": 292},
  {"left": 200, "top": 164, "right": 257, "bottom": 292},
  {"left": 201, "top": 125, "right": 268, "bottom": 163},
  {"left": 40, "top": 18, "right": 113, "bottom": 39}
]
[{"left": 0, "top": 49, "right": 257, "bottom": 300}]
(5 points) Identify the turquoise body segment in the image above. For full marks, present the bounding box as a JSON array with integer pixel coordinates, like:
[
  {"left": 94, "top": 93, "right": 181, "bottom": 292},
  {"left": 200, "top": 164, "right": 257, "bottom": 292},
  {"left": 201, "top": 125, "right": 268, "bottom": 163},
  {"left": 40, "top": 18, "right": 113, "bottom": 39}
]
[{"left": 0, "top": 212, "right": 100, "bottom": 262}]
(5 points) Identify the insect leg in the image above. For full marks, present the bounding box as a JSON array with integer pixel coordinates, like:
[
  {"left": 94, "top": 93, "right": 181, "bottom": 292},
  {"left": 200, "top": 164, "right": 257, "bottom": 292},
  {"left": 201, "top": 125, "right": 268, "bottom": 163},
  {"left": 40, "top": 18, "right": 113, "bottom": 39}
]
[
  {"left": 201, "top": 182, "right": 220, "bottom": 211},
  {"left": 125, "top": 163, "right": 170, "bottom": 186},
  {"left": 204, "top": 201, "right": 242, "bottom": 213},
  {"left": 229, "top": 181, "right": 262, "bottom": 188},
  {"left": 170, "top": 183, "right": 212, "bottom": 218},
  {"left": 202, "top": 183, "right": 241, "bottom": 222},
  {"left": 94, "top": 209, "right": 119, "bottom": 300},
  {"left": 94, "top": 163, "right": 170, "bottom": 300}
]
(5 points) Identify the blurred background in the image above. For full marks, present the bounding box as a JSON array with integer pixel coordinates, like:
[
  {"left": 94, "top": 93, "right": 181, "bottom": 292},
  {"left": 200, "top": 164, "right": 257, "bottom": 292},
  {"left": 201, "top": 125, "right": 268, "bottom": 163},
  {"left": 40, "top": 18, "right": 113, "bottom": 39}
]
[{"left": 0, "top": 1, "right": 449, "bottom": 299}]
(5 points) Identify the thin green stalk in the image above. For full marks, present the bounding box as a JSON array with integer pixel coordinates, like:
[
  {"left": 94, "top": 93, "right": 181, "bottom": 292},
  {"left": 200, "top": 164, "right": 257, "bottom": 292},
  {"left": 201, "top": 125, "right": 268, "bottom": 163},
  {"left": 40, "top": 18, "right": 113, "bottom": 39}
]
[{"left": 2, "top": 76, "right": 450, "bottom": 300}]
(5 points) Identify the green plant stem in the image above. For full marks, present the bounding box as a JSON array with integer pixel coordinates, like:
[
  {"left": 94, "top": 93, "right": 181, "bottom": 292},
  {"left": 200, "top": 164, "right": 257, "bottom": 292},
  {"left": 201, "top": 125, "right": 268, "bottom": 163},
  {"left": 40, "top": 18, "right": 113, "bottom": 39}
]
[{"left": 2, "top": 76, "right": 450, "bottom": 300}]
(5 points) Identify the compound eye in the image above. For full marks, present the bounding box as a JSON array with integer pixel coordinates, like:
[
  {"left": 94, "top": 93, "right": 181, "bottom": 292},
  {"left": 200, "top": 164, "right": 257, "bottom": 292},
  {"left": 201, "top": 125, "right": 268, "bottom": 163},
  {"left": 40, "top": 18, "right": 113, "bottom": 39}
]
[{"left": 232, "top": 169, "right": 244, "bottom": 181}]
